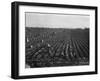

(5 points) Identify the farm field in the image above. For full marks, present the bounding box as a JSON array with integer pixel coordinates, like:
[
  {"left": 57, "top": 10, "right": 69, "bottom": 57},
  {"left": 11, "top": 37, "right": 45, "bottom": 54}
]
[{"left": 25, "top": 27, "right": 89, "bottom": 68}]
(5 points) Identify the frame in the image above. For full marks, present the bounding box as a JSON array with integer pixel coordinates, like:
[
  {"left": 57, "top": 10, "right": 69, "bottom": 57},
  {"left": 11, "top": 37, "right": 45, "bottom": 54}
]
[{"left": 11, "top": 1, "right": 98, "bottom": 79}]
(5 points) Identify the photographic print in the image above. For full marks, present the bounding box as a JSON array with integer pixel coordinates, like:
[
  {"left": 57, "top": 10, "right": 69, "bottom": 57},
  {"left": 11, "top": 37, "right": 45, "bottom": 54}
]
[
  {"left": 11, "top": 1, "right": 97, "bottom": 79},
  {"left": 25, "top": 12, "right": 90, "bottom": 68}
]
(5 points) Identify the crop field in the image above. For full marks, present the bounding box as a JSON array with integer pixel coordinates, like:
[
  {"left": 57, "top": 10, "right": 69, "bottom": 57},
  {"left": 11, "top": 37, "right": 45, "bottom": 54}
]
[{"left": 25, "top": 27, "right": 89, "bottom": 68}]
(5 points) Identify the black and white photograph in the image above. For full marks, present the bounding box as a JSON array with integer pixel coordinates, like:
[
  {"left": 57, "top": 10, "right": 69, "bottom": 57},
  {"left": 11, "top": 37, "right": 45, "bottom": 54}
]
[
  {"left": 25, "top": 12, "right": 90, "bottom": 68},
  {"left": 11, "top": 1, "right": 97, "bottom": 79}
]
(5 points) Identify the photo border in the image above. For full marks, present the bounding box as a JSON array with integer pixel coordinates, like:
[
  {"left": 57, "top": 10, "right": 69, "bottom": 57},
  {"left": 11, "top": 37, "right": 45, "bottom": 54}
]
[{"left": 11, "top": 1, "right": 98, "bottom": 79}]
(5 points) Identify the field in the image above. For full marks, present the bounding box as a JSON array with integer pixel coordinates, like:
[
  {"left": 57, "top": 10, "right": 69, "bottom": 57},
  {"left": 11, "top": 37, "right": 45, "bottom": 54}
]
[{"left": 25, "top": 27, "right": 89, "bottom": 68}]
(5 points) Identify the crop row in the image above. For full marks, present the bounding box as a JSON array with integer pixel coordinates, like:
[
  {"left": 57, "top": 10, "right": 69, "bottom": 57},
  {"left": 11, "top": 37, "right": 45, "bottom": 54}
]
[{"left": 25, "top": 27, "right": 89, "bottom": 68}]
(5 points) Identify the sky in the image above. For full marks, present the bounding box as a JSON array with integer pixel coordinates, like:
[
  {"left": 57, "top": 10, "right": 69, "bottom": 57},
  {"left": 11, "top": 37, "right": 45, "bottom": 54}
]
[{"left": 25, "top": 12, "right": 90, "bottom": 29}]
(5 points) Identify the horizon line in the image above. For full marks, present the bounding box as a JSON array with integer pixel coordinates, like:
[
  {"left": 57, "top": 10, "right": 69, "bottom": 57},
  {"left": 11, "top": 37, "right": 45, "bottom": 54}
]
[{"left": 25, "top": 26, "right": 89, "bottom": 29}]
